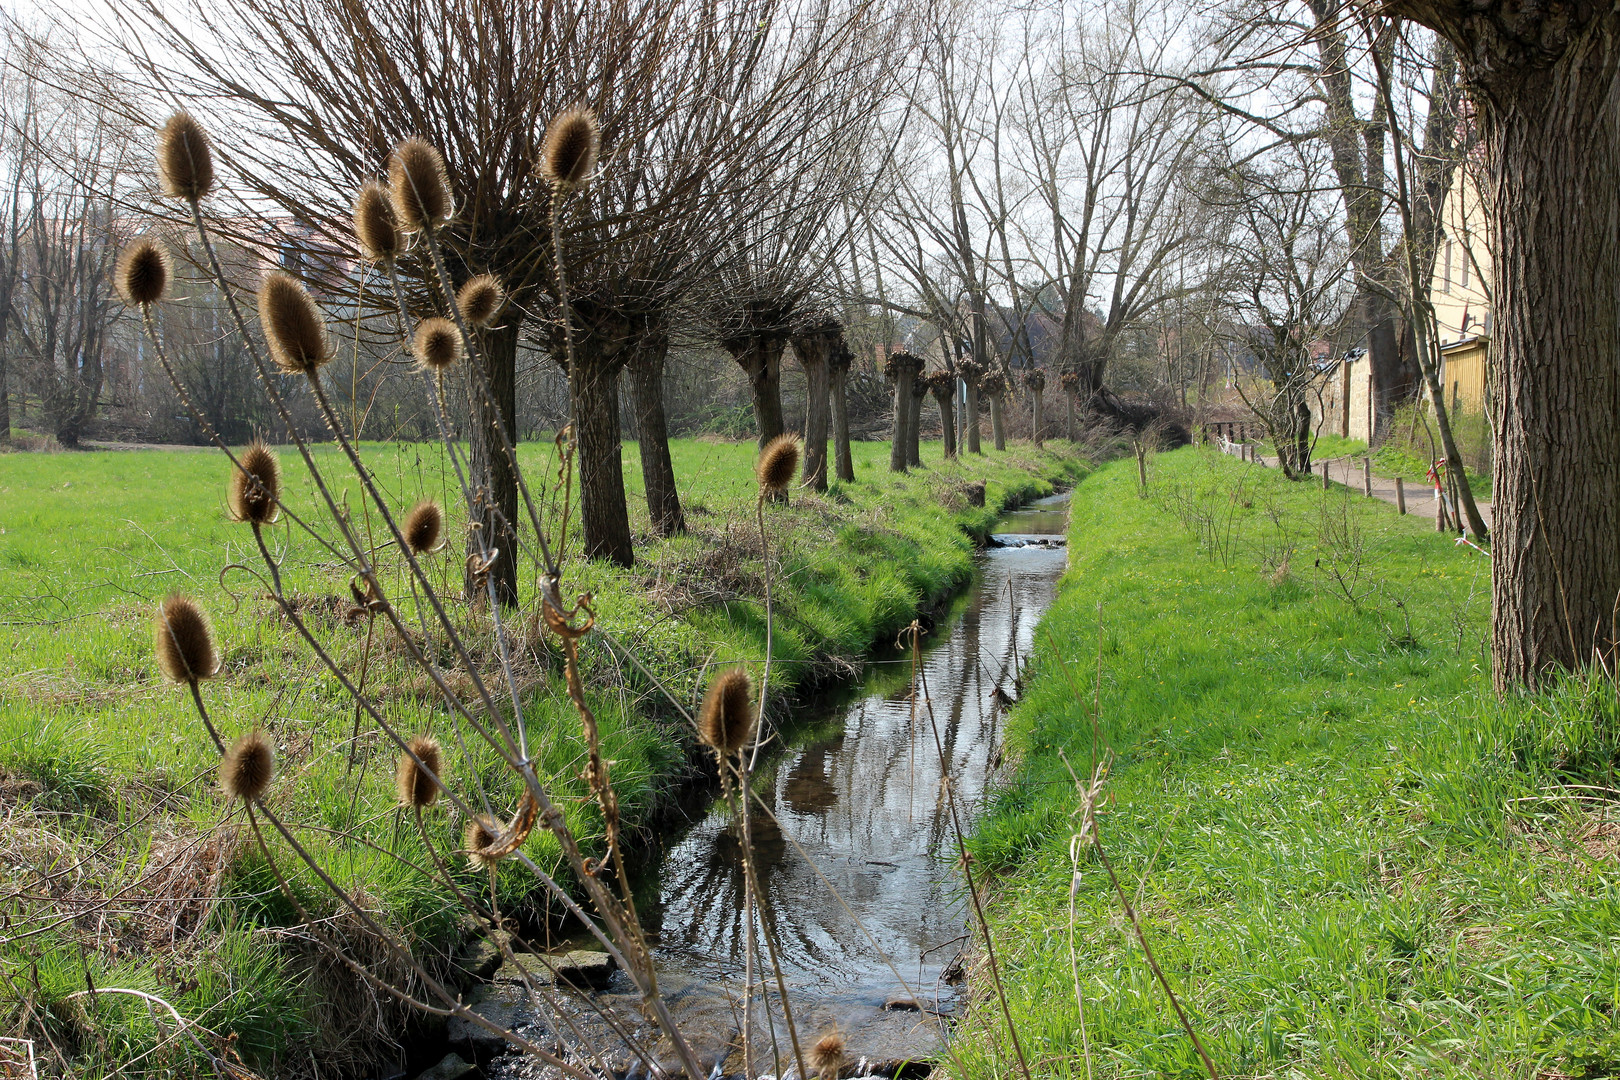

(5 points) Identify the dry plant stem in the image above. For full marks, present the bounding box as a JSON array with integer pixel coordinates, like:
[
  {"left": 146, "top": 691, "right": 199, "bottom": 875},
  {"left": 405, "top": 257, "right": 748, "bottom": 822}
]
[
  {"left": 912, "top": 623, "right": 1033, "bottom": 1080},
  {"left": 183, "top": 205, "right": 513, "bottom": 764}
]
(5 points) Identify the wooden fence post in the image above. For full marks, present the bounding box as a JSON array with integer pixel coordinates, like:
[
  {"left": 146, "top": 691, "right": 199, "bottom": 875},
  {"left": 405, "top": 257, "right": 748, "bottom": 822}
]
[
  {"left": 1363, "top": 461, "right": 1373, "bottom": 496},
  {"left": 1321, "top": 460, "right": 1330, "bottom": 489},
  {"left": 1395, "top": 476, "right": 1406, "bottom": 515}
]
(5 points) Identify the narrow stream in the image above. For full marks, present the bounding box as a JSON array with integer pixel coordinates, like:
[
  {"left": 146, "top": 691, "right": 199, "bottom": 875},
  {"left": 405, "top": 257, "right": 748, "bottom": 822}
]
[{"left": 484, "top": 493, "right": 1070, "bottom": 1079}]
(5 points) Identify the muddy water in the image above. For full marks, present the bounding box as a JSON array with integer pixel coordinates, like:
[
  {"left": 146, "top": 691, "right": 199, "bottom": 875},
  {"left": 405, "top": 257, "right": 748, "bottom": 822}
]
[{"left": 483, "top": 493, "right": 1070, "bottom": 1078}]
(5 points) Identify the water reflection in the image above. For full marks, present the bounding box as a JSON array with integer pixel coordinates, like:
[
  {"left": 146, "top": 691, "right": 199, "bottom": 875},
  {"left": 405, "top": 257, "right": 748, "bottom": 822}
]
[{"left": 643, "top": 496, "right": 1070, "bottom": 999}]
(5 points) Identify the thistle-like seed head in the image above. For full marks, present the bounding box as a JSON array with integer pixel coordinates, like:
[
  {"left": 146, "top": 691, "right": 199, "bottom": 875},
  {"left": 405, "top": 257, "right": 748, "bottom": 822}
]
[
  {"left": 388, "top": 138, "right": 452, "bottom": 232},
  {"left": 540, "top": 106, "right": 600, "bottom": 187},
  {"left": 228, "top": 441, "right": 281, "bottom": 525},
  {"left": 456, "top": 274, "right": 505, "bottom": 328},
  {"left": 154, "top": 595, "right": 220, "bottom": 683},
  {"left": 158, "top": 112, "right": 214, "bottom": 202},
  {"left": 353, "top": 181, "right": 402, "bottom": 262},
  {"left": 465, "top": 815, "right": 500, "bottom": 868},
  {"left": 698, "top": 667, "right": 755, "bottom": 756},
  {"left": 756, "top": 434, "right": 801, "bottom": 495},
  {"left": 402, "top": 500, "right": 444, "bottom": 555},
  {"left": 412, "top": 317, "right": 463, "bottom": 372},
  {"left": 809, "top": 1032, "right": 846, "bottom": 1079},
  {"left": 220, "top": 730, "right": 274, "bottom": 802},
  {"left": 258, "top": 271, "right": 331, "bottom": 375},
  {"left": 115, "top": 238, "right": 170, "bottom": 306},
  {"left": 395, "top": 734, "right": 442, "bottom": 809}
]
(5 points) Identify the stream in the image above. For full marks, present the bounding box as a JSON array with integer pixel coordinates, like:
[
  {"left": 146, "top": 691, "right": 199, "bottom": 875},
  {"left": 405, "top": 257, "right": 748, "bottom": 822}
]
[{"left": 472, "top": 493, "right": 1071, "bottom": 1080}]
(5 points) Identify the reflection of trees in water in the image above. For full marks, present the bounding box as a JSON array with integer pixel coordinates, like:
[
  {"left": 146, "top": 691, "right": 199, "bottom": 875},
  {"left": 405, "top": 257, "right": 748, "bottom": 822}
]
[{"left": 653, "top": 549, "right": 1066, "bottom": 982}]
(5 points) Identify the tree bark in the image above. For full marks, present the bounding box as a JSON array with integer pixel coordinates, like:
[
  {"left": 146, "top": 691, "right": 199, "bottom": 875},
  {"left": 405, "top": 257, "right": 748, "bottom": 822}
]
[
  {"left": 1032, "top": 390, "right": 1044, "bottom": 448},
  {"left": 1389, "top": 0, "right": 1620, "bottom": 687},
  {"left": 830, "top": 348, "right": 854, "bottom": 482},
  {"left": 792, "top": 332, "right": 833, "bottom": 492},
  {"left": 726, "top": 335, "right": 787, "bottom": 448},
  {"left": 964, "top": 378, "right": 982, "bottom": 454},
  {"left": 888, "top": 363, "right": 915, "bottom": 473},
  {"left": 907, "top": 382, "right": 925, "bottom": 467},
  {"left": 468, "top": 321, "right": 522, "bottom": 606},
  {"left": 629, "top": 326, "right": 684, "bottom": 537},
  {"left": 989, "top": 392, "right": 1006, "bottom": 451},
  {"left": 931, "top": 385, "right": 957, "bottom": 459},
  {"left": 566, "top": 318, "right": 635, "bottom": 568}
]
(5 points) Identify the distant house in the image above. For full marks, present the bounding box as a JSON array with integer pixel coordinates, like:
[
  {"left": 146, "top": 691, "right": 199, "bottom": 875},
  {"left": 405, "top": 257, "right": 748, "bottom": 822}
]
[{"left": 1428, "top": 164, "right": 1492, "bottom": 413}]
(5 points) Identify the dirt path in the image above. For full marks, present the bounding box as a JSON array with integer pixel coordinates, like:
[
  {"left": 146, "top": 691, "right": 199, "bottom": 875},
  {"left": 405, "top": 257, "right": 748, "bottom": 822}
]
[{"left": 1228, "top": 442, "right": 1493, "bottom": 534}]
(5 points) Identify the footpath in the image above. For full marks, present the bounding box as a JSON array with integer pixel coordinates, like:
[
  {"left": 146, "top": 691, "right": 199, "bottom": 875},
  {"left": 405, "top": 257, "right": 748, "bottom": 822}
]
[{"left": 1228, "top": 440, "right": 1494, "bottom": 534}]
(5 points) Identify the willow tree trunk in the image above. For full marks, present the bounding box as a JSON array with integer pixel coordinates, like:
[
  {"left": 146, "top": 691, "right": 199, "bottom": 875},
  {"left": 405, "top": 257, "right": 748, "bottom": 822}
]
[
  {"left": 1065, "top": 394, "right": 1075, "bottom": 441},
  {"left": 794, "top": 335, "right": 832, "bottom": 491},
  {"left": 467, "top": 320, "right": 520, "bottom": 606},
  {"left": 990, "top": 393, "right": 1006, "bottom": 451},
  {"left": 569, "top": 337, "right": 634, "bottom": 568},
  {"left": 629, "top": 330, "right": 684, "bottom": 537},
  {"left": 728, "top": 336, "right": 787, "bottom": 448},
  {"left": 1391, "top": 0, "right": 1620, "bottom": 687},
  {"left": 830, "top": 359, "right": 854, "bottom": 482},
  {"left": 933, "top": 390, "right": 957, "bottom": 459},
  {"left": 964, "top": 380, "right": 982, "bottom": 454},
  {"left": 1032, "top": 390, "right": 1045, "bottom": 448},
  {"left": 889, "top": 367, "right": 914, "bottom": 473},
  {"left": 907, "top": 386, "right": 924, "bottom": 467}
]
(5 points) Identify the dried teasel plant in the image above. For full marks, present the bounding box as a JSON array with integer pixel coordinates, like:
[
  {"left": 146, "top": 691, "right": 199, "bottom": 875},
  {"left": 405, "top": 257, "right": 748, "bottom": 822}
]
[
  {"left": 809, "top": 1031, "right": 846, "bottom": 1080},
  {"left": 402, "top": 500, "right": 445, "bottom": 555},
  {"left": 115, "top": 238, "right": 170, "bottom": 306},
  {"left": 157, "top": 111, "right": 214, "bottom": 203},
  {"left": 259, "top": 270, "right": 332, "bottom": 375},
  {"left": 228, "top": 442, "right": 282, "bottom": 526},
  {"left": 394, "top": 735, "right": 442, "bottom": 809},
  {"left": 353, "top": 180, "right": 403, "bottom": 263},
  {"left": 220, "top": 731, "right": 275, "bottom": 802},
  {"left": 411, "top": 317, "right": 463, "bottom": 372},
  {"left": 698, "top": 667, "right": 755, "bottom": 757},
  {"left": 389, "top": 137, "right": 452, "bottom": 233},
  {"left": 456, "top": 274, "right": 505, "bottom": 327},
  {"left": 154, "top": 595, "right": 220, "bottom": 684},
  {"left": 540, "top": 106, "right": 600, "bottom": 188},
  {"left": 756, "top": 433, "right": 801, "bottom": 496}
]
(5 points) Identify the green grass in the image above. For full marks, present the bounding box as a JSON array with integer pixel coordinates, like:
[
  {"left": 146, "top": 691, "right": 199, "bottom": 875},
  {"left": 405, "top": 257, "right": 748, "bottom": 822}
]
[
  {"left": 958, "top": 446, "right": 1618, "bottom": 1079},
  {"left": 0, "top": 435, "right": 1085, "bottom": 1078}
]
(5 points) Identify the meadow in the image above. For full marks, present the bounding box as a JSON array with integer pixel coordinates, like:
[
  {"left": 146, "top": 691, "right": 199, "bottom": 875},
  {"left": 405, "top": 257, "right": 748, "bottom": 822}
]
[
  {"left": 0, "top": 435, "right": 1086, "bottom": 1077},
  {"left": 955, "top": 446, "right": 1619, "bottom": 1078}
]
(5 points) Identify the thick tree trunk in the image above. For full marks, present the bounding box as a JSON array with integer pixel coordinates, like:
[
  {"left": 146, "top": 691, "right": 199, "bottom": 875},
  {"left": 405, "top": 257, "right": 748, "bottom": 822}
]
[
  {"left": 1032, "top": 390, "right": 1044, "bottom": 448},
  {"left": 989, "top": 393, "right": 1006, "bottom": 451},
  {"left": 1389, "top": 0, "right": 1620, "bottom": 687},
  {"left": 932, "top": 389, "right": 957, "bottom": 459},
  {"left": 889, "top": 366, "right": 914, "bottom": 473},
  {"left": 793, "top": 334, "right": 832, "bottom": 492},
  {"left": 467, "top": 321, "right": 521, "bottom": 606},
  {"left": 727, "top": 336, "right": 786, "bottom": 448},
  {"left": 1485, "top": 64, "right": 1620, "bottom": 686},
  {"left": 830, "top": 358, "right": 854, "bottom": 482},
  {"left": 629, "top": 329, "right": 684, "bottom": 537},
  {"left": 907, "top": 384, "right": 924, "bottom": 467},
  {"left": 569, "top": 333, "right": 634, "bottom": 568},
  {"left": 964, "top": 380, "right": 982, "bottom": 454}
]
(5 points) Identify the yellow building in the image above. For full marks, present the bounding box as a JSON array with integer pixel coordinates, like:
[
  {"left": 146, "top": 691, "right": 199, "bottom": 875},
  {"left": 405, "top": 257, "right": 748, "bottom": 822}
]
[{"left": 1429, "top": 164, "right": 1492, "bottom": 413}]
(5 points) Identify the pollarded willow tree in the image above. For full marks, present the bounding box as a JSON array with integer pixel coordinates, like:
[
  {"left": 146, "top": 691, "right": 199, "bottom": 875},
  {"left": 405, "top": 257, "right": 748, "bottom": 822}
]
[
  {"left": 1370, "top": 1, "right": 1620, "bottom": 687},
  {"left": 789, "top": 309, "right": 844, "bottom": 491}
]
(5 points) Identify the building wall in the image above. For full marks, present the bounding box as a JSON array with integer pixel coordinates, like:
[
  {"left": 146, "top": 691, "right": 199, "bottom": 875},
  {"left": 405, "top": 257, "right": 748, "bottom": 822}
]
[
  {"left": 1317, "top": 356, "right": 1374, "bottom": 443},
  {"left": 1440, "top": 339, "right": 1489, "bottom": 413}
]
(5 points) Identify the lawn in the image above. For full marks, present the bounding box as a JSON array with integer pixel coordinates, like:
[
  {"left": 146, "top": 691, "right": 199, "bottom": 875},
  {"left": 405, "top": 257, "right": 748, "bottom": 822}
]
[
  {"left": 0, "top": 435, "right": 1086, "bottom": 1077},
  {"left": 957, "top": 446, "right": 1619, "bottom": 1079}
]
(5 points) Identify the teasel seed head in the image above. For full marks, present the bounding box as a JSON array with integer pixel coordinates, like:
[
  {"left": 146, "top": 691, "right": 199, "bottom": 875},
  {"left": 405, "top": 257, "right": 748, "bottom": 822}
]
[
  {"left": 220, "top": 730, "right": 275, "bottom": 802},
  {"left": 464, "top": 815, "right": 500, "bottom": 868},
  {"left": 353, "top": 180, "right": 402, "bottom": 262},
  {"left": 756, "top": 433, "right": 801, "bottom": 495},
  {"left": 115, "top": 238, "right": 170, "bottom": 306},
  {"left": 395, "top": 735, "right": 442, "bottom": 809},
  {"left": 154, "top": 595, "right": 220, "bottom": 683},
  {"left": 158, "top": 112, "right": 215, "bottom": 202},
  {"left": 540, "top": 106, "right": 599, "bottom": 188},
  {"left": 388, "top": 138, "right": 452, "bottom": 232},
  {"left": 697, "top": 667, "right": 755, "bottom": 756},
  {"left": 456, "top": 274, "right": 505, "bottom": 327},
  {"left": 228, "top": 441, "right": 282, "bottom": 526},
  {"left": 412, "top": 317, "right": 463, "bottom": 372},
  {"left": 258, "top": 271, "right": 332, "bottom": 375},
  {"left": 402, "top": 499, "right": 444, "bottom": 555},
  {"left": 809, "top": 1032, "right": 846, "bottom": 1080}
]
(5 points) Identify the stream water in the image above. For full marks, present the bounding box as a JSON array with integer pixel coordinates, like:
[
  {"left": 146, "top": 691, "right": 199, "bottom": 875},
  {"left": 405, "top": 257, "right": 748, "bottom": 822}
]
[{"left": 481, "top": 493, "right": 1071, "bottom": 1079}]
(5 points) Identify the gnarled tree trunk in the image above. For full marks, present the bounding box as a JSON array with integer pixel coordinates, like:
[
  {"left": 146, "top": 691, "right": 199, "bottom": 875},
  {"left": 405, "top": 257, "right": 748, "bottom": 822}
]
[
  {"left": 565, "top": 313, "right": 634, "bottom": 568},
  {"left": 907, "top": 380, "right": 925, "bottom": 467},
  {"left": 830, "top": 340, "right": 855, "bottom": 482},
  {"left": 468, "top": 321, "right": 521, "bottom": 606},
  {"left": 791, "top": 321, "right": 837, "bottom": 492},
  {"left": 929, "top": 374, "right": 957, "bottom": 459},
  {"left": 725, "top": 334, "right": 787, "bottom": 448},
  {"left": 988, "top": 391, "right": 1006, "bottom": 451},
  {"left": 628, "top": 323, "right": 684, "bottom": 536}
]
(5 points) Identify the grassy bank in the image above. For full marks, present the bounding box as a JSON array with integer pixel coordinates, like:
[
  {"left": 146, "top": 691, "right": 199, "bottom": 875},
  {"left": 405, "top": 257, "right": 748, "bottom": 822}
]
[
  {"left": 959, "top": 447, "right": 1618, "bottom": 1078},
  {"left": 0, "top": 435, "right": 1085, "bottom": 1077}
]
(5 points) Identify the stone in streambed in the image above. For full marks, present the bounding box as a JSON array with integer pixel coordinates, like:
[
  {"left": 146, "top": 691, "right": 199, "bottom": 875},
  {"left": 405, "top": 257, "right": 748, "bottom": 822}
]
[{"left": 414, "top": 1052, "right": 475, "bottom": 1080}]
